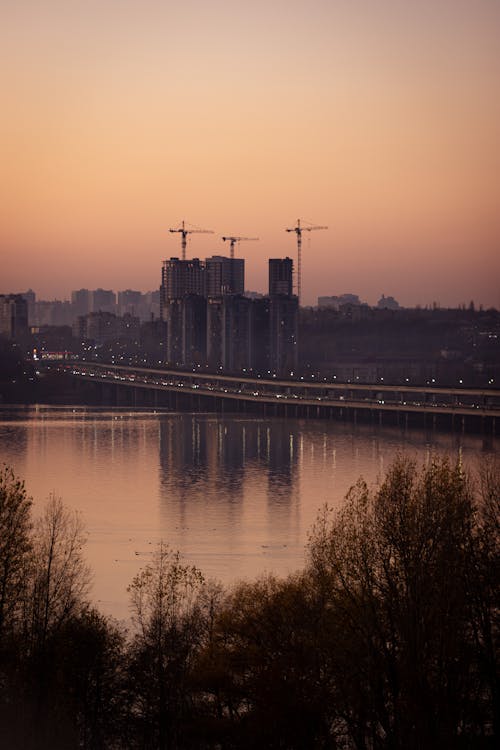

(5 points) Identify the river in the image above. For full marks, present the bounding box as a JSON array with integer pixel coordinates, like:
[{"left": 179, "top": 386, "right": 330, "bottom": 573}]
[{"left": 0, "top": 405, "right": 496, "bottom": 621}]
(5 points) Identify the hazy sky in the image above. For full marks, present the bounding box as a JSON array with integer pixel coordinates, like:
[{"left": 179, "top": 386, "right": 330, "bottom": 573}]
[{"left": 1, "top": 0, "right": 499, "bottom": 307}]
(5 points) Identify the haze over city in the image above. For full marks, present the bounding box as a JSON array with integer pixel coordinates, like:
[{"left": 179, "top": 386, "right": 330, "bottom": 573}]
[{"left": 1, "top": 0, "right": 499, "bottom": 308}]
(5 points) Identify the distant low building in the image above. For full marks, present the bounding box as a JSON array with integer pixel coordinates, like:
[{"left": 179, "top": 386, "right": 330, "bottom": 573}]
[
  {"left": 73, "top": 311, "right": 140, "bottom": 346},
  {"left": 377, "top": 294, "right": 400, "bottom": 310},
  {"left": 318, "top": 293, "right": 362, "bottom": 309}
]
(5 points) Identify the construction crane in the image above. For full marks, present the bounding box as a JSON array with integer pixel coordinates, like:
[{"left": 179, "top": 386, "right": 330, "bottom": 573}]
[
  {"left": 221, "top": 235, "right": 259, "bottom": 260},
  {"left": 285, "top": 219, "right": 327, "bottom": 304},
  {"left": 169, "top": 221, "right": 214, "bottom": 261}
]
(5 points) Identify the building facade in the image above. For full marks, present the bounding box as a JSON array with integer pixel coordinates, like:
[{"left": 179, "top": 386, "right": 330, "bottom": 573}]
[
  {"left": 0, "top": 295, "right": 28, "bottom": 339},
  {"left": 269, "top": 257, "right": 293, "bottom": 297},
  {"left": 205, "top": 256, "right": 244, "bottom": 296}
]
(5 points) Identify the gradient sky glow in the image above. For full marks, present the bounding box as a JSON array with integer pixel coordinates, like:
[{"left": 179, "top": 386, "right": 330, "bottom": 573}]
[{"left": 1, "top": 0, "right": 499, "bottom": 307}]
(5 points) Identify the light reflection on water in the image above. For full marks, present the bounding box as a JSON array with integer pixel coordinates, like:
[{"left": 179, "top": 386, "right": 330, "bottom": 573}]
[{"left": 0, "top": 406, "right": 496, "bottom": 621}]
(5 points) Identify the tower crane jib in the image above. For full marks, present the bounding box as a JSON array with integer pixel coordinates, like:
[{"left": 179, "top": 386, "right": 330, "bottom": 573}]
[
  {"left": 221, "top": 236, "right": 259, "bottom": 260},
  {"left": 169, "top": 220, "right": 214, "bottom": 260}
]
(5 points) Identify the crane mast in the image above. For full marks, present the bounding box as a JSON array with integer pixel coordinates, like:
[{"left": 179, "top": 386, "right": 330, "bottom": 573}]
[
  {"left": 285, "top": 219, "right": 327, "bottom": 304},
  {"left": 221, "top": 235, "right": 259, "bottom": 260},
  {"left": 221, "top": 236, "right": 259, "bottom": 292},
  {"left": 169, "top": 221, "right": 214, "bottom": 260}
]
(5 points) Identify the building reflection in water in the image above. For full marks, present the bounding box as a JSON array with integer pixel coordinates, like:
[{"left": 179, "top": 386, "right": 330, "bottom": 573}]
[{"left": 158, "top": 415, "right": 302, "bottom": 581}]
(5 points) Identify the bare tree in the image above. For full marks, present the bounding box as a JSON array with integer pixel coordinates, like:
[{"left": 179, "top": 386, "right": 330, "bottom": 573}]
[
  {"left": 27, "top": 495, "right": 91, "bottom": 649},
  {"left": 0, "top": 465, "right": 32, "bottom": 647}
]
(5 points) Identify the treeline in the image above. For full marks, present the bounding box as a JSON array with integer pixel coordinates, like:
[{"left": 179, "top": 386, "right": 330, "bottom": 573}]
[{"left": 0, "top": 457, "right": 498, "bottom": 749}]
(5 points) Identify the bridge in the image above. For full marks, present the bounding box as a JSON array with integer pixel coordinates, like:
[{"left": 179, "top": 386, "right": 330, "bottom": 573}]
[{"left": 46, "top": 361, "right": 500, "bottom": 432}]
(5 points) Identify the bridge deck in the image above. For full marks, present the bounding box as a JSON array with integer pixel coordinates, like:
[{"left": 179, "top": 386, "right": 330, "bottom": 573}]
[{"left": 47, "top": 362, "right": 500, "bottom": 425}]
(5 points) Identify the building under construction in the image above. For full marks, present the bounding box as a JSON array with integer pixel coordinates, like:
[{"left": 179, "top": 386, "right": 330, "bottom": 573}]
[{"left": 160, "top": 256, "right": 298, "bottom": 375}]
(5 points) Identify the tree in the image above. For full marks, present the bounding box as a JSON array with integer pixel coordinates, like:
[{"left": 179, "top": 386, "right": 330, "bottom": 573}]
[
  {"left": 51, "top": 608, "right": 126, "bottom": 750},
  {"left": 467, "top": 459, "right": 500, "bottom": 739},
  {"left": 308, "top": 455, "right": 497, "bottom": 749},
  {"left": 0, "top": 466, "right": 32, "bottom": 647},
  {"left": 26, "top": 494, "right": 92, "bottom": 650},
  {"left": 196, "top": 573, "right": 334, "bottom": 750},
  {"left": 125, "top": 543, "right": 208, "bottom": 750},
  {"left": 0, "top": 467, "right": 33, "bottom": 747}
]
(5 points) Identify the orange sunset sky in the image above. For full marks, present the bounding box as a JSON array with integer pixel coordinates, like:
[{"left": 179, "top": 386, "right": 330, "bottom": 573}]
[{"left": 1, "top": 0, "right": 499, "bottom": 308}]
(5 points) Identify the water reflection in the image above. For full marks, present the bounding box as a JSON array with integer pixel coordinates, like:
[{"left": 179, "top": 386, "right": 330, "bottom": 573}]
[
  {"left": 157, "top": 416, "right": 302, "bottom": 575},
  {"left": 0, "top": 406, "right": 497, "bottom": 621}
]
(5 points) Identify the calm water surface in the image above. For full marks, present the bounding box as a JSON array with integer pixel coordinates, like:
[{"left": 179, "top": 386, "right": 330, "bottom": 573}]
[{"left": 0, "top": 406, "right": 497, "bottom": 621}]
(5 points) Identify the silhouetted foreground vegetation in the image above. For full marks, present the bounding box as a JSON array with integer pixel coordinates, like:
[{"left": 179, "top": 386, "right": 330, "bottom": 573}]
[{"left": 0, "top": 457, "right": 498, "bottom": 749}]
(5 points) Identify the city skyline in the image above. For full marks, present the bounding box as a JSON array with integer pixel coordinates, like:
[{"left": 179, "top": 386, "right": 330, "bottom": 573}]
[{"left": 1, "top": 1, "right": 499, "bottom": 308}]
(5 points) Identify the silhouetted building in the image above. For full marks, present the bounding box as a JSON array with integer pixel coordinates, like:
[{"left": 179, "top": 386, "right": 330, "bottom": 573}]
[
  {"left": 163, "top": 294, "right": 207, "bottom": 365},
  {"left": 269, "top": 258, "right": 293, "bottom": 296},
  {"left": 158, "top": 254, "right": 300, "bottom": 373},
  {"left": 205, "top": 256, "right": 244, "bottom": 296},
  {"left": 206, "top": 297, "right": 224, "bottom": 369},
  {"left": 161, "top": 258, "right": 207, "bottom": 365},
  {"left": 269, "top": 295, "right": 299, "bottom": 374},
  {"left": 206, "top": 295, "right": 252, "bottom": 371},
  {"left": 268, "top": 258, "right": 298, "bottom": 375},
  {"left": 182, "top": 295, "right": 207, "bottom": 365},
  {"left": 222, "top": 295, "right": 252, "bottom": 371},
  {"left": 0, "top": 294, "right": 28, "bottom": 339},
  {"left": 164, "top": 298, "right": 184, "bottom": 363},
  {"left": 250, "top": 296, "right": 270, "bottom": 372},
  {"left": 161, "top": 258, "right": 205, "bottom": 306}
]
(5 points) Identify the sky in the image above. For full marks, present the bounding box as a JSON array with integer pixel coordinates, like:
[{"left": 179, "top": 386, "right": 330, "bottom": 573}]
[{"left": 1, "top": 0, "right": 499, "bottom": 308}]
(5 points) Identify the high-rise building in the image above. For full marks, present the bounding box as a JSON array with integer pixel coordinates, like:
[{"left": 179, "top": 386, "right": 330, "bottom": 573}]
[
  {"left": 161, "top": 258, "right": 206, "bottom": 365},
  {"left": 91, "top": 289, "right": 116, "bottom": 314},
  {"left": 71, "top": 289, "right": 91, "bottom": 317},
  {"left": 206, "top": 295, "right": 252, "bottom": 371},
  {"left": 34, "top": 300, "right": 73, "bottom": 327},
  {"left": 269, "top": 295, "right": 299, "bottom": 375},
  {"left": 206, "top": 297, "right": 224, "bottom": 369},
  {"left": 0, "top": 294, "right": 28, "bottom": 339},
  {"left": 158, "top": 253, "right": 300, "bottom": 373},
  {"left": 205, "top": 256, "right": 244, "bottom": 296},
  {"left": 117, "top": 289, "right": 143, "bottom": 317},
  {"left": 182, "top": 295, "right": 207, "bottom": 365},
  {"left": 164, "top": 298, "right": 184, "bottom": 363},
  {"left": 268, "top": 258, "right": 298, "bottom": 375},
  {"left": 250, "top": 296, "right": 270, "bottom": 373},
  {"left": 222, "top": 295, "right": 252, "bottom": 372},
  {"left": 161, "top": 258, "right": 205, "bottom": 304},
  {"left": 269, "top": 257, "right": 293, "bottom": 297},
  {"left": 21, "top": 289, "right": 36, "bottom": 324}
]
